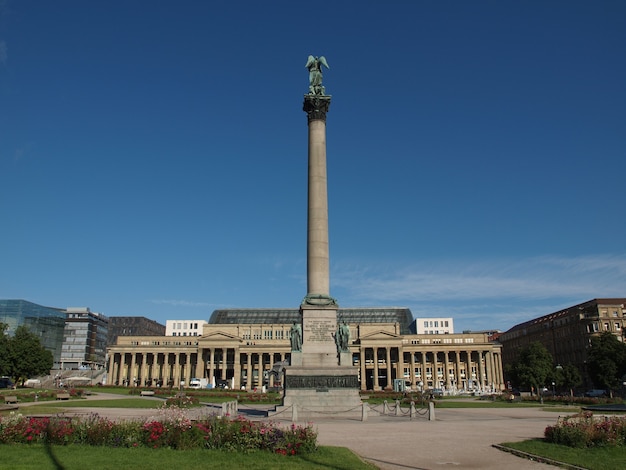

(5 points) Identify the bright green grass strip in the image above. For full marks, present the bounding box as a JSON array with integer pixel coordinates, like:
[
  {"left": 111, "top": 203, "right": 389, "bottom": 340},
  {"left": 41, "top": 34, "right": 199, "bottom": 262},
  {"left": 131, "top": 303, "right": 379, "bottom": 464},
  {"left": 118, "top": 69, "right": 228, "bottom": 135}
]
[
  {"left": 30, "top": 398, "right": 163, "bottom": 408},
  {"left": 0, "top": 444, "right": 376, "bottom": 470},
  {"left": 501, "top": 439, "right": 626, "bottom": 470}
]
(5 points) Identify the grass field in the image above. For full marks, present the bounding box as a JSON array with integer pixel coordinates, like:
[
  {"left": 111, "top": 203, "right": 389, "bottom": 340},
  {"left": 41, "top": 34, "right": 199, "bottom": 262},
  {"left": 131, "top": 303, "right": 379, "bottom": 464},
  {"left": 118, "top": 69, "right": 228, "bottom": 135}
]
[
  {"left": 501, "top": 439, "right": 626, "bottom": 470},
  {"left": 0, "top": 444, "right": 377, "bottom": 470}
]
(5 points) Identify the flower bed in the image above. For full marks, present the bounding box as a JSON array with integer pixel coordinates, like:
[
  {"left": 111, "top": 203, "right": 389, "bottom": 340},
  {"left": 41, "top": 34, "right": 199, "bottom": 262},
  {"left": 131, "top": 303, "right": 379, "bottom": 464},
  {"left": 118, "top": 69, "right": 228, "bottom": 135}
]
[
  {"left": 0, "top": 405, "right": 317, "bottom": 455},
  {"left": 544, "top": 411, "right": 626, "bottom": 448}
]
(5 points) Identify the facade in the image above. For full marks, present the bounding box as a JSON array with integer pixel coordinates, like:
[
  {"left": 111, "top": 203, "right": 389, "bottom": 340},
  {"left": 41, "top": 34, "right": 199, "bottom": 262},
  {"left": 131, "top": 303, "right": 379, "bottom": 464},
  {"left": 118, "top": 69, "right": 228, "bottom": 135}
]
[
  {"left": 60, "top": 307, "right": 109, "bottom": 369},
  {"left": 107, "top": 316, "right": 165, "bottom": 346},
  {"left": 107, "top": 308, "right": 504, "bottom": 392},
  {"left": 498, "top": 298, "right": 626, "bottom": 387},
  {"left": 0, "top": 299, "right": 66, "bottom": 366},
  {"left": 165, "top": 319, "right": 207, "bottom": 337},
  {"left": 413, "top": 317, "right": 454, "bottom": 335}
]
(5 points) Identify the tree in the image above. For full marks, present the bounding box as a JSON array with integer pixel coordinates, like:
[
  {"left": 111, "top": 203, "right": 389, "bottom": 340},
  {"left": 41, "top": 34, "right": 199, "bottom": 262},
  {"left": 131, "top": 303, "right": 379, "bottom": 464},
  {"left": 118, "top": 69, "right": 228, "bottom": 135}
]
[
  {"left": 509, "top": 342, "right": 554, "bottom": 397},
  {"left": 0, "top": 322, "right": 10, "bottom": 377},
  {"left": 554, "top": 363, "right": 582, "bottom": 400},
  {"left": 587, "top": 332, "right": 626, "bottom": 396},
  {"left": 7, "top": 325, "right": 54, "bottom": 385}
]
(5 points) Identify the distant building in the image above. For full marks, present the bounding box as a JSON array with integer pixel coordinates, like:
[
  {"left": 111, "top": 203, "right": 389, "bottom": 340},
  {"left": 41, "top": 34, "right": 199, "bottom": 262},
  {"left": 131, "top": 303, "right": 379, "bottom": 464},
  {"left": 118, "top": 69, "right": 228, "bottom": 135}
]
[
  {"left": 107, "top": 316, "right": 165, "bottom": 346},
  {"left": 0, "top": 299, "right": 66, "bottom": 367},
  {"left": 165, "top": 319, "right": 207, "bottom": 337},
  {"left": 60, "top": 307, "right": 109, "bottom": 369},
  {"left": 498, "top": 298, "right": 626, "bottom": 388},
  {"left": 108, "top": 307, "right": 503, "bottom": 392},
  {"left": 413, "top": 317, "right": 454, "bottom": 335}
]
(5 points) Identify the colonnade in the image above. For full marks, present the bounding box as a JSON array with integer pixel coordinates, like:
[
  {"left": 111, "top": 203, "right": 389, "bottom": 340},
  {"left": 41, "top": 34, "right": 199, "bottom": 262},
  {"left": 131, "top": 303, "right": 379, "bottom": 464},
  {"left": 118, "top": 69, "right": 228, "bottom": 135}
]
[{"left": 107, "top": 344, "right": 503, "bottom": 392}]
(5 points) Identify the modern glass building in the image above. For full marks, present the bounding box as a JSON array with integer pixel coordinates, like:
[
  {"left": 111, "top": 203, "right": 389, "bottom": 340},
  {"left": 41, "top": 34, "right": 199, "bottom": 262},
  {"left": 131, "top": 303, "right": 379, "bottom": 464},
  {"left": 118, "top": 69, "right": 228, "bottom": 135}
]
[
  {"left": 0, "top": 299, "right": 66, "bottom": 366},
  {"left": 61, "top": 307, "right": 109, "bottom": 369}
]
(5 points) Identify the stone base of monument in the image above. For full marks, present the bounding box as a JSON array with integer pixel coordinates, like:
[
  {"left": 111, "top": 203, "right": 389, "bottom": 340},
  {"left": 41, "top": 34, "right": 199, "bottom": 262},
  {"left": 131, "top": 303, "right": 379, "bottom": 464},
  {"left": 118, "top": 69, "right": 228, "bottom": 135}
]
[{"left": 267, "top": 366, "right": 362, "bottom": 420}]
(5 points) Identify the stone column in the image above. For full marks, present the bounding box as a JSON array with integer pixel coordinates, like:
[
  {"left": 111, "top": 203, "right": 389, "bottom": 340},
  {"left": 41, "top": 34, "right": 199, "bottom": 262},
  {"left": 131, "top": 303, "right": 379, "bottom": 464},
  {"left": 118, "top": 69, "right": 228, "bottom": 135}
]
[
  {"left": 208, "top": 348, "right": 215, "bottom": 385},
  {"left": 455, "top": 351, "right": 462, "bottom": 391},
  {"left": 360, "top": 347, "right": 367, "bottom": 391},
  {"left": 410, "top": 351, "right": 416, "bottom": 389},
  {"left": 443, "top": 351, "right": 451, "bottom": 389},
  {"left": 385, "top": 347, "right": 392, "bottom": 390},
  {"left": 246, "top": 354, "right": 253, "bottom": 390},
  {"left": 233, "top": 350, "right": 241, "bottom": 390},
  {"left": 421, "top": 352, "right": 427, "bottom": 391},
  {"left": 373, "top": 347, "right": 379, "bottom": 390},
  {"left": 304, "top": 95, "right": 332, "bottom": 298}
]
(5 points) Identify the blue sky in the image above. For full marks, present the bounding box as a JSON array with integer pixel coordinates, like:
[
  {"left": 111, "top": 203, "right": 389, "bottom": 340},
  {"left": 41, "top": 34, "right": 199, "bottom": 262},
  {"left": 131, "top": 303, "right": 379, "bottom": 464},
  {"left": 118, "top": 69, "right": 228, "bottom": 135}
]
[{"left": 1, "top": 1, "right": 624, "bottom": 333}]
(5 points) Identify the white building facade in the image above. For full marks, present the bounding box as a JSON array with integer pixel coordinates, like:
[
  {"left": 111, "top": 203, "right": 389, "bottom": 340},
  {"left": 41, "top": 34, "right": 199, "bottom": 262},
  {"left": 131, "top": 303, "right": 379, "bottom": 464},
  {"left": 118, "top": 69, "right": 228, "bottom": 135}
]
[
  {"left": 165, "top": 320, "right": 207, "bottom": 337},
  {"left": 415, "top": 318, "right": 454, "bottom": 335}
]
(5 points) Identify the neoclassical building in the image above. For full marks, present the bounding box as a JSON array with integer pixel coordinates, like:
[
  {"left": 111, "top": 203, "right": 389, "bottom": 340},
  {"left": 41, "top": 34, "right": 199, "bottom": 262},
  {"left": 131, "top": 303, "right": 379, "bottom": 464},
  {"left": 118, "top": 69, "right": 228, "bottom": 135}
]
[{"left": 107, "top": 308, "right": 504, "bottom": 392}]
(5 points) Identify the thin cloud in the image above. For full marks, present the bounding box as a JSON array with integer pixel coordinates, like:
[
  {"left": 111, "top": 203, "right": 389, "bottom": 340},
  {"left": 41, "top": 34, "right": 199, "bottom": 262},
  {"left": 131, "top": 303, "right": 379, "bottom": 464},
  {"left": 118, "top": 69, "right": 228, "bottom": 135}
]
[{"left": 332, "top": 254, "right": 626, "bottom": 305}]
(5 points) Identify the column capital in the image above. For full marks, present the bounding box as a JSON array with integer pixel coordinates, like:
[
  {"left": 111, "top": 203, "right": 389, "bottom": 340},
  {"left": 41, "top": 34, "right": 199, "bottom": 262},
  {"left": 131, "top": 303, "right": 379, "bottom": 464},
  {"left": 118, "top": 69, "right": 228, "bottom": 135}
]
[{"left": 303, "top": 95, "right": 331, "bottom": 123}]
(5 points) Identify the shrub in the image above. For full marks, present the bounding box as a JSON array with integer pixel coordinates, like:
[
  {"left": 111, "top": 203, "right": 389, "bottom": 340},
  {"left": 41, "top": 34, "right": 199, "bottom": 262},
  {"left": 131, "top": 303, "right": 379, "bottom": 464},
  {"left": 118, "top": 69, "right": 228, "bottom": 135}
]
[
  {"left": 544, "top": 411, "right": 626, "bottom": 448},
  {"left": 0, "top": 407, "right": 317, "bottom": 455}
]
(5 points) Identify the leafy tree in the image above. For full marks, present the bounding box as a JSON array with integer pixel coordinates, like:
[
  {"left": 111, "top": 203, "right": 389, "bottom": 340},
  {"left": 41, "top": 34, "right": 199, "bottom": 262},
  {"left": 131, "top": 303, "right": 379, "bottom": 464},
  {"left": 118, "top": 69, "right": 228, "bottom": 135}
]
[
  {"left": 509, "top": 342, "right": 554, "bottom": 397},
  {"left": 7, "top": 325, "right": 53, "bottom": 385},
  {"left": 554, "top": 363, "right": 582, "bottom": 399},
  {"left": 0, "top": 322, "right": 10, "bottom": 377},
  {"left": 587, "top": 332, "right": 626, "bottom": 396}
]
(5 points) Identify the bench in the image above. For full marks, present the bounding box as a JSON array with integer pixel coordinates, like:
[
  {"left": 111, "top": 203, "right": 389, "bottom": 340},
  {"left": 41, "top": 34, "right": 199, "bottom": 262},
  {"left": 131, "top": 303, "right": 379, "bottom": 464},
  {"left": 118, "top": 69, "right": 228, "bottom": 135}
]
[
  {"left": 4, "top": 396, "right": 18, "bottom": 404},
  {"left": 56, "top": 392, "right": 71, "bottom": 400},
  {"left": 140, "top": 390, "right": 155, "bottom": 397}
]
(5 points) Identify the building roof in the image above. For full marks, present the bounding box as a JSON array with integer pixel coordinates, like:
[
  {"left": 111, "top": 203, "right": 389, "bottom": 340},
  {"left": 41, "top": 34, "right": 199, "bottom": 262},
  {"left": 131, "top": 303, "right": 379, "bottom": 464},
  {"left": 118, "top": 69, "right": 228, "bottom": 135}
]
[
  {"left": 209, "top": 307, "right": 414, "bottom": 334},
  {"left": 504, "top": 298, "right": 626, "bottom": 334}
]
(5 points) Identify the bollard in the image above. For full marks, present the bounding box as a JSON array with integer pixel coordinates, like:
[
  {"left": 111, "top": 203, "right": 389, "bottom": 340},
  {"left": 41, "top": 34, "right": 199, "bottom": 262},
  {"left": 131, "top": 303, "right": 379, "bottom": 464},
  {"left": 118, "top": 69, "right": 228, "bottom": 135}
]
[
  {"left": 395, "top": 400, "right": 401, "bottom": 416},
  {"left": 383, "top": 400, "right": 389, "bottom": 415},
  {"left": 410, "top": 400, "right": 416, "bottom": 420},
  {"left": 292, "top": 403, "right": 298, "bottom": 422},
  {"left": 428, "top": 401, "right": 436, "bottom": 421},
  {"left": 361, "top": 402, "right": 368, "bottom": 421}
]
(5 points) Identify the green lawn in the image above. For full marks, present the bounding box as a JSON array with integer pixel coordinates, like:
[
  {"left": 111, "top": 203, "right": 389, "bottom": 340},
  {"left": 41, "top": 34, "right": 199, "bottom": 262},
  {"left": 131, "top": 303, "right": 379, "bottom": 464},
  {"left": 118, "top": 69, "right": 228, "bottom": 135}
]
[
  {"left": 0, "top": 444, "right": 376, "bottom": 470},
  {"left": 500, "top": 439, "right": 626, "bottom": 470}
]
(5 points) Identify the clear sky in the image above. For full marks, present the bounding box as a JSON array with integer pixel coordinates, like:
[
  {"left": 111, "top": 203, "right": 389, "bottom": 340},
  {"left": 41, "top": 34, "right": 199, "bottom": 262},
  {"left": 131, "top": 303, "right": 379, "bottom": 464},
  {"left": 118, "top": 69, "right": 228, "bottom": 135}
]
[{"left": 1, "top": 1, "right": 624, "bottom": 333}]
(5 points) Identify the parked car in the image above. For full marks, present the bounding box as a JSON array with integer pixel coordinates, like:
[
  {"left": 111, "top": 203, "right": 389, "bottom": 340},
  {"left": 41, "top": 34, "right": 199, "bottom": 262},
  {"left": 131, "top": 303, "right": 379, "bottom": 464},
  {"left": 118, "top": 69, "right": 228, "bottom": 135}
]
[
  {"left": 584, "top": 389, "right": 607, "bottom": 398},
  {"left": 429, "top": 388, "right": 444, "bottom": 398},
  {"left": 0, "top": 377, "right": 15, "bottom": 389}
]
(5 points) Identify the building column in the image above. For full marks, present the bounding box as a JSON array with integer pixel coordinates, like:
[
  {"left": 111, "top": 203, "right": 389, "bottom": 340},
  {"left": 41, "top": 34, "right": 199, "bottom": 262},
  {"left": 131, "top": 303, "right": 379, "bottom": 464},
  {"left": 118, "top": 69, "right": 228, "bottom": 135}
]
[
  {"left": 233, "top": 348, "right": 241, "bottom": 390},
  {"left": 410, "top": 351, "right": 416, "bottom": 389},
  {"left": 443, "top": 351, "right": 451, "bottom": 390},
  {"left": 397, "top": 346, "right": 405, "bottom": 388},
  {"left": 385, "top": 347, "right": 392, "bottom": 390},
  {"left": 208, "top": 348, "right": 215, "bottom": 386},
  {"left": 359, "top": 347, "right": 367, "bottom": 391},
  {"left": 420, "top": 351, "right": 427, "bottom": 391},
  {"left": 373, "top": 347, "right": 379, "bottom": 391},
  {"left": 455, "top": 351, "right": 462, "bottom": 391},
  {"left": 432, "top": 351, "right": 439, "bottom": 389},
  {"left": 195, "top": 350, "right": 203, "bottom": 380},
  {"left": 477, "top": 351, "right": 485, "bottom": 391},
  {"left": 129, "top": 353, "right": 137, "bottom": 386},
  {"left": 246, "top": 354, "right": 253, "bottom": 391},
  {"left": 258, "top": 352, "right": 264, "bottom": 389}
]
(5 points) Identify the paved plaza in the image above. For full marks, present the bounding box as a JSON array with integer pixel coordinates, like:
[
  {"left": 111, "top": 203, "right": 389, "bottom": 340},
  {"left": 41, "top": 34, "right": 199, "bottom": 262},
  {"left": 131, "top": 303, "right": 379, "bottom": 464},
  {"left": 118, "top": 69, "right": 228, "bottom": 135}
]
[{"left": 9, "top": 393, "right": 567, "bottom": 469}]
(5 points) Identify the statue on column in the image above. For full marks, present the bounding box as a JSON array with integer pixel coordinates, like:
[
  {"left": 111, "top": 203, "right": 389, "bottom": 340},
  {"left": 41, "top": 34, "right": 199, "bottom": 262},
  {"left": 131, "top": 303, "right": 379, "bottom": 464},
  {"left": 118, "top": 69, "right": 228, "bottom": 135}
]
[
  {"left": 290, "top": 321, "right": 302, "bottom": 352},
  {"left": 305, "top": 55, "right": 329, "bottom": 95}
]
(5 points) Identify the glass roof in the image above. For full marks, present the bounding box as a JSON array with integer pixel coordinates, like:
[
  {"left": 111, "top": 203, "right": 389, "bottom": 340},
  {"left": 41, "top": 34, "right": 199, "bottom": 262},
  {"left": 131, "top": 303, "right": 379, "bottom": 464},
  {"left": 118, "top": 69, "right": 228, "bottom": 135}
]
[{"left": 209, "top": 307, "right": 413, "bottom": 334}]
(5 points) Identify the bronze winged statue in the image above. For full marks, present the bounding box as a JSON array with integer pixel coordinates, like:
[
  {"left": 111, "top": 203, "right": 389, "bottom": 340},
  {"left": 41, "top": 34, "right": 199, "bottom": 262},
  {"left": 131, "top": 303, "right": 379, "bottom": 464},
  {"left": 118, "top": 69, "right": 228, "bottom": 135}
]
[{"left": 305, "top": 55, "right": 329, "bottom": 95}]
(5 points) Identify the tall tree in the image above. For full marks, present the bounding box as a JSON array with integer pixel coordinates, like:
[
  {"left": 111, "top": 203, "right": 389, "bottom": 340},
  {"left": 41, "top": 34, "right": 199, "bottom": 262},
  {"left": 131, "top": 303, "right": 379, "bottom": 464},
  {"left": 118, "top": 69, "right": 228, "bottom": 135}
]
[
  {"left": 0, "top": 323, "right": 10, "bottom": 377},
  {"left": 554, "top": 363, "right": 582, "bottom": 400},
  {"left": 509, "top": 342, "right": 554, "bottom": 396},
  {"left": 8, "top": 325, "right": 53, "bottom": 385},
  {"left": 587, "top": 332, "right": 626, "bottom": 396}
]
